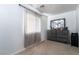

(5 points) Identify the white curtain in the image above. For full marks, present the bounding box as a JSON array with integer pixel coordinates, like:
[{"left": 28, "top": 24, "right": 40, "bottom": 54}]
[
  {"left": 24, "top": 10, "right": 41, "bottom": 47},
  {"left": 25, "top": 12, "right": 41, "bottom": 34}
]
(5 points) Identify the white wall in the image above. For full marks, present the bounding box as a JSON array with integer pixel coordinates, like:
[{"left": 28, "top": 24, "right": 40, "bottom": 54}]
[
  {"left": 76, "top": 5, "right": 79, "bottom": 33},
  {"left": 76, "top": 5, "right": 79, "bottom": 46},
  {"left": 0, "top": 4, "right": 24, "bottom": 54},
  {"left": 48, "top": 10, "right": 77, "bottom": 33},
  {"left": 41, "top": 16, "right": 47, "bottom": 41}
]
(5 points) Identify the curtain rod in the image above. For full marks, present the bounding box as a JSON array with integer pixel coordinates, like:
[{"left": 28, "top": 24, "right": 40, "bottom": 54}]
[{"left": 19, "top": 4, "right": 42, "bottom": 15}]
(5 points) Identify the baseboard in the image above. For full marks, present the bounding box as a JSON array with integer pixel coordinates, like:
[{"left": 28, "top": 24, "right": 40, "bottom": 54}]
[
  {"left": 11, "top": 40, "right": 46, "bottom": 55},
  {"left": 10, "top": 48, "right": 26, "bottom": 55}
]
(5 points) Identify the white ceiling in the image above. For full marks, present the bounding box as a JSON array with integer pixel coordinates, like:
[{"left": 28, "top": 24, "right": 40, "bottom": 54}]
[{"left": 30, "top": 4, "right": 78, "bottom": 15}]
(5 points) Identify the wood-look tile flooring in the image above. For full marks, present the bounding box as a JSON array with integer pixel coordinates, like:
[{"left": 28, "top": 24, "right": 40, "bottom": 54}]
[{"left": 17, "top": 40, "right": 79, "bottom": 55}]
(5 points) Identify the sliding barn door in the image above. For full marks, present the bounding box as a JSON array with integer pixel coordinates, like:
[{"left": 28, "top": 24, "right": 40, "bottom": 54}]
[{"left": 24, "top": 10, "right": 41, "bottom": 47}]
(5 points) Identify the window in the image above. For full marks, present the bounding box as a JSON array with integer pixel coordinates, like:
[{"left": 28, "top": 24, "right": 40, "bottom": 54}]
[{"left": 25, "top": 11, "right": 41, "bottom": 34}]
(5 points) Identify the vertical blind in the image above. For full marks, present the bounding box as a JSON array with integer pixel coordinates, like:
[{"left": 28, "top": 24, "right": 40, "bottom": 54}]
[
  {"left": 25, "top": 11, "right": 41, "bottom": 34},
  {"left": 24, "top": 9, "right": 41, "bottom": 47}
]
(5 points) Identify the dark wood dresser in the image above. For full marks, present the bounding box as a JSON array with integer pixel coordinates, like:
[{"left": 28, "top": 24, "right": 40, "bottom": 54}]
[{"left": 47, "top": 29, "right": 70, "bottom": 44}]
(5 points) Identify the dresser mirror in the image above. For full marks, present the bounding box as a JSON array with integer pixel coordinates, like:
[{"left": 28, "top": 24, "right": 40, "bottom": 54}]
[{"left": 50, "top": 18, "right": 66, "bottom": 29}]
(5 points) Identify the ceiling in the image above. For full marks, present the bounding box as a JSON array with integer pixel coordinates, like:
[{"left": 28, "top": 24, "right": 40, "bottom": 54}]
[{"left": 30, "top": 4, "right": 78, "bottom": 15}]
